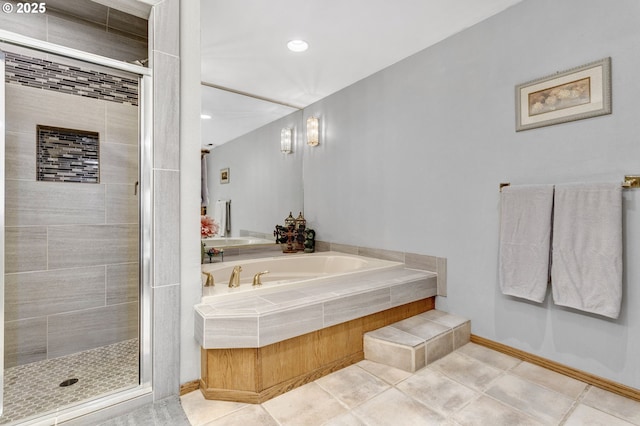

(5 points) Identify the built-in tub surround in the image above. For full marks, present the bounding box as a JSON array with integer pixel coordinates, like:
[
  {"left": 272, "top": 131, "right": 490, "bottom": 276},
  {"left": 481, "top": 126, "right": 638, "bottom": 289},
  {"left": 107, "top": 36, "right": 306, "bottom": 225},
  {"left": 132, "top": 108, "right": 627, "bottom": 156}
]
[
  {"left": 315, "top": 240, "right": 448, "bottom": 296},
  {"left": 199, "top": 252, "right": 405, "bottom": 303},
  {"left": 196, "top": 252, "right": 436, "bottom": 402}
]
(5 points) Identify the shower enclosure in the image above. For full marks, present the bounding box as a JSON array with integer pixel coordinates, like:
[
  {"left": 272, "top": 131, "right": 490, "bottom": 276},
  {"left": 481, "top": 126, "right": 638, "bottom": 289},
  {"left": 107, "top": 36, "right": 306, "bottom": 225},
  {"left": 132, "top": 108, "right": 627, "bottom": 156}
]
[{"left": 0, "top": 32, "right": 152, "bottom": 425}]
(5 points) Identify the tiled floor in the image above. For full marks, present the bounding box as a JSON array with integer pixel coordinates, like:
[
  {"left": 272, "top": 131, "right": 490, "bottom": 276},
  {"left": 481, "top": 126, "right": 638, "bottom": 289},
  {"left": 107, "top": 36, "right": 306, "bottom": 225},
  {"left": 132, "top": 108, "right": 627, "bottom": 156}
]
[
  {"left": 1, "top": 339, "right": 139, "bottom": 425},
  {"left": 181, "top": 342, "right": 640, "bottom": 426}
]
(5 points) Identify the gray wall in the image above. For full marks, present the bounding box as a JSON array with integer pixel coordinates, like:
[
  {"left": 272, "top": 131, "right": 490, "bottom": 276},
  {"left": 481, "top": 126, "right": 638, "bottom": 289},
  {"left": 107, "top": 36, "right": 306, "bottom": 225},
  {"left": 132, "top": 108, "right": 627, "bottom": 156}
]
[
  {"left": 301, "top": 0, "right": 640, "bottom": 389},
  {"left": 207, "top": 110, "right": 304, "bottom": 236},
  {"left": 3, "top": 50, "right": 139, "bottom": 367}
]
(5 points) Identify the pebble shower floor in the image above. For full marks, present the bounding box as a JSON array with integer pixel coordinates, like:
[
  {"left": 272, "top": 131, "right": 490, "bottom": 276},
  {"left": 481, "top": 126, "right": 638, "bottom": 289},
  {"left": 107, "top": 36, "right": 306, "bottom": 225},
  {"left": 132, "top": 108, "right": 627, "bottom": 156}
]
[{"left": 1, "top": 339, "right": 138, "bottom": 424}]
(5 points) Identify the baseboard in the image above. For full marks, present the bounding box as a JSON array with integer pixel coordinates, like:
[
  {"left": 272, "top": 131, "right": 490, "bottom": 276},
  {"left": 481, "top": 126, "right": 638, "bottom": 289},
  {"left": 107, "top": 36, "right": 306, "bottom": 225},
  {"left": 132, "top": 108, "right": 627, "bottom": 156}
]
[
  {"left": 179, "top": 380, "right": 200, "bottom": 396},
  {"left": 470, "top": 335, "right": 640, "bottom": 403}
]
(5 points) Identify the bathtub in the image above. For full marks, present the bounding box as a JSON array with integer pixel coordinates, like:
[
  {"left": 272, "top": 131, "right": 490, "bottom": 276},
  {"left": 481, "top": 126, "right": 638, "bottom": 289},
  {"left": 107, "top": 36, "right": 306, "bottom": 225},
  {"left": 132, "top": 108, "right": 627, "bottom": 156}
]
[
  {"left": 200, "top": 251, "right": 405, "bottom": 303},
  {"left": 201, "top": 236, "right": 275, "bottom": 248}
]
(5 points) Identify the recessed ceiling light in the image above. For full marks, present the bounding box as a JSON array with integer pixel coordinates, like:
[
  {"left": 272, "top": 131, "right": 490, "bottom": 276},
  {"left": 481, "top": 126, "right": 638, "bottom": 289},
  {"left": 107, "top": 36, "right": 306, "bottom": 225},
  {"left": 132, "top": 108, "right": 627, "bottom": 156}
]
[
  {"left": 287, "top": 40, "right": 309, "bottom": 52},
  {"left": 201, "top": 114, "right": 212, "bottom": 119}
]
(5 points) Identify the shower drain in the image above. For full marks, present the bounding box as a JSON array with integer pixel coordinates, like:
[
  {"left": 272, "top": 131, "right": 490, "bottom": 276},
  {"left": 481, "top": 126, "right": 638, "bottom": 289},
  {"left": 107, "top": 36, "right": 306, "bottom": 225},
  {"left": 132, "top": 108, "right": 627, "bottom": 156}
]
[{"left": 59, "top": 378, "right": 79, "bottom": 387}]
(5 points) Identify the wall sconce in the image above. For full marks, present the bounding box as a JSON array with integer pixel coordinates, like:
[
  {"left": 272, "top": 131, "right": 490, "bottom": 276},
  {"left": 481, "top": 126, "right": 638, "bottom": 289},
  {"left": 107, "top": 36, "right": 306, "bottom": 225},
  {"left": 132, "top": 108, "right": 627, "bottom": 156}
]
[
  {"left": 306, "top": 116, "right": 319, "bottom": 146},
  {"left": 280, "top": 128, "right": 292, "bottom": 153}
]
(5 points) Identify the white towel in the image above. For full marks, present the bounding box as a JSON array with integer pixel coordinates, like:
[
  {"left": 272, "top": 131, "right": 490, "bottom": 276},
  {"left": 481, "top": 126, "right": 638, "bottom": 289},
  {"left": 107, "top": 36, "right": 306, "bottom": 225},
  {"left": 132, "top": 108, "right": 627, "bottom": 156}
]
[
  {"left": 499, "top": 185, "right": 554, "bottom": 302},
  {"left": 213, "top": 200, "right": 227, "bottom": 237},
  {"left": 201, "top": 155, "right": 209, "bottom": 207},
  {"left": 551, "top": 183, "right": 622, "bottom": 318}
]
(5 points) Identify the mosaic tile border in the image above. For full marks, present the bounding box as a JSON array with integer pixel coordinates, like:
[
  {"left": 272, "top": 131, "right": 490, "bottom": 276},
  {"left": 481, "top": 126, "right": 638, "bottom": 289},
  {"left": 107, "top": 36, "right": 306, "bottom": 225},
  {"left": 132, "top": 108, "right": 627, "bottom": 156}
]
[
  {"left": 4, "top": 51, "right": 138, "bottom": 106},
  {"left": 37, "top": 125, "right": 100, "bottom": 183}
]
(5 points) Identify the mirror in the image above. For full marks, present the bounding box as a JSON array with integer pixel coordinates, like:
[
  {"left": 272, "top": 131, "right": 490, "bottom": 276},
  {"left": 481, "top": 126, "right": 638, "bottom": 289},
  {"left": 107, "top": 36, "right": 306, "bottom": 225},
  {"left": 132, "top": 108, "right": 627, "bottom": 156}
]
[{"left": 203, "top": 110, "right": 304, "bottom": 246}]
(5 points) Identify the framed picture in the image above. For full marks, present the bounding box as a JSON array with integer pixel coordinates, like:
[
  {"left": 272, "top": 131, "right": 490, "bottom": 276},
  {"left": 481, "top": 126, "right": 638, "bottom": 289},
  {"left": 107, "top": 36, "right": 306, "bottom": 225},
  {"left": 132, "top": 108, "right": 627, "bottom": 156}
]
[
  {"left": 515, "top": 57, "right": 611, "bottom": 131},
  {"left": 220, "top": 168, "right": 229, "bottom": 184}
]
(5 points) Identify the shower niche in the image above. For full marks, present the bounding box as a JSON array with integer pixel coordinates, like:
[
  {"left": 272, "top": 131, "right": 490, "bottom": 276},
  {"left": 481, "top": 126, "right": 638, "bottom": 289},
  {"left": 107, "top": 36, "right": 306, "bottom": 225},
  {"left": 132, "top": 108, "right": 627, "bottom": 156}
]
[{"left": 37, "top": 125, "right": 100, "bottom": 183}]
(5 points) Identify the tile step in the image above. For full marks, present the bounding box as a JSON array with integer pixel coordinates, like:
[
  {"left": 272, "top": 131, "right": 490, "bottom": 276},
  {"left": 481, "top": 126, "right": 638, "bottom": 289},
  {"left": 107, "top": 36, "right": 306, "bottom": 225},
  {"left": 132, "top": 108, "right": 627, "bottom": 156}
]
[{"left": 363, "top": 309, "right": 470, "bottom": 372}]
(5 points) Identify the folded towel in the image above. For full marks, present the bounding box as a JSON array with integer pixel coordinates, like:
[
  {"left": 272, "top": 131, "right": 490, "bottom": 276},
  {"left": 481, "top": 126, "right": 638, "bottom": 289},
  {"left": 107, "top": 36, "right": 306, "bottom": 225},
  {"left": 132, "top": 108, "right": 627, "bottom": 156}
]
[
  {"left": 213, "top": 200, "right": 227, "bottom": 237},
  {"left": 201, "top": 155, "right": 209, "bottom": 207},
  {"left": 551, "top": 183, "right": 622, "bottom": 318},
  {"left": 499, "top": 184, "right": 554, "bottom": 302}
]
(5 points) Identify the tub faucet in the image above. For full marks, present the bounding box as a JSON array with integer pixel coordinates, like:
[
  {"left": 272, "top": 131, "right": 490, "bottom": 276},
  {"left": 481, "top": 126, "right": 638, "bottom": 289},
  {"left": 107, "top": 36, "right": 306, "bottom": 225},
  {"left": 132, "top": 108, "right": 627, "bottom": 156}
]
[
  {"left": 228, "top": 266, "right": 242, "bottom": 288},
  {"left": 252, "top": 271, "right": 269, "bottom": 287},
  {"left": 202, "top": 271, "right": 215, "bottom": 287}
]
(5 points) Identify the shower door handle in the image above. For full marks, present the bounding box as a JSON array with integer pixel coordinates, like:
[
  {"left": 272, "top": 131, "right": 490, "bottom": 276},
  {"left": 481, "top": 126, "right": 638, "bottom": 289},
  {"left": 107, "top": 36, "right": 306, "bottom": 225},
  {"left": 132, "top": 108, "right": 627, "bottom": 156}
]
[{"left": 134, "top": 181, "right": 139, "bottom": 195}]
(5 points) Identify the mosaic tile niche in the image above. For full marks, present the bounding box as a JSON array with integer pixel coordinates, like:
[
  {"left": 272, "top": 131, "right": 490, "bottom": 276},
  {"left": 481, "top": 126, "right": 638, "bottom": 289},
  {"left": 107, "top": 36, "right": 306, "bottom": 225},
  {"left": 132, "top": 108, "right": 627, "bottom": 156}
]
[{"left": 37, "top": 126, "right": 100, "bottom": 183}]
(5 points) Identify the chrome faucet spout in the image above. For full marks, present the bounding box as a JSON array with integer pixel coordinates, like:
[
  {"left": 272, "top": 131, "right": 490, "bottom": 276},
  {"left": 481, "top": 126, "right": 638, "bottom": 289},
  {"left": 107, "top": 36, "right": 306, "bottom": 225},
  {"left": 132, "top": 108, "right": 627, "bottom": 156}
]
[
  {"left": 202, "top": 271, "right": 214, "bottom": 287},
  {"left": 252, "top": 271, "right": 269, "bottom": 287},
  {"left": 228, "top": 266, "right": 242, "bottom": 288}
]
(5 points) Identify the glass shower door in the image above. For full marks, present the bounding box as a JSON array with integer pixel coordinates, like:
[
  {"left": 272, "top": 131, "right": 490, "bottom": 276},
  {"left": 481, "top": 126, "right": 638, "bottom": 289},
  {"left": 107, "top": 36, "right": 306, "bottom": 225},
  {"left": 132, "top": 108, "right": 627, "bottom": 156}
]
[{"left": 1, "top": 45, "right": 142, "bottom": 424}]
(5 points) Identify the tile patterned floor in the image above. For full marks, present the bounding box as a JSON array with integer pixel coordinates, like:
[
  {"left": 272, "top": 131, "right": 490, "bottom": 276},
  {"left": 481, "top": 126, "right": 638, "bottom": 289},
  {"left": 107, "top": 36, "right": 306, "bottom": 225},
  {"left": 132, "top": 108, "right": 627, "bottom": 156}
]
[
  {"left": 181, "top": 342, "right": 640, "bottom": 426},
  {"left": 1, "top": 339, "right": 139, "bottom": 425}
]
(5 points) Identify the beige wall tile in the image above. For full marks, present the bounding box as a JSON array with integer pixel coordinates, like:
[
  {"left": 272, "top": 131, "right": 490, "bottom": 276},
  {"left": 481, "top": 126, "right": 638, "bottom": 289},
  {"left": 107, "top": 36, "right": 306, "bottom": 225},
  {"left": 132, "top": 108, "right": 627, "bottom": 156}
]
[
  {"left": 153, "top": 284, "right": 180, "bottom": 399},
  {"left": 330, "top": 243, "right": 358, "bottom": 254},
  {"left": 437, "top": 257, "right": 447, "bottom": 296},
  {"left": 4, "top": 318, "right": 47, "bottom": 368},
  {"left": 101, "top": 142, "right": 139, "bottom": 185},
  {"left": 106, "top": 184, "right": 139, "bottom": 224},
  {"left": 6, "top": 84, "right": 106, "bottom": 135},
  {"left": 5, "top": 180, "right": 105, "bottom": 226},
  {"left": 5, "top": 131, "right": 36, "bottom": 181},
  {"left": 324, "top": 288, "right": 391, "bottom": 327},
  {"left": 357, "top": 246, "right": 405, "bottom": 263},
  {"left": 0, "top": 7, "right": 47, "bottom": 40},
  {"left": 48, "top": 224, "right": 138, "bottom": 269},
  {"left": 5, "top": 266, "right": 106, "bottom": 321},
  {"left": 153, "top": 170, "right": 180, "bottom": 286},
  {"left": 405, "top": 252, "right": 437, "bottom": 271},
  {"left": 47, "top": 302, "right": 138, "bottom": 358},
  {"left": 4, "top": 226, "right": 47, "bottom": 273},
  {"left": 152, "top": 52, "right": 180, "bottom": 170},
  {"left": 152, "top": 0, "right": 179, "bottom": 56},
  {"left": 107, "top": 263, "right": 139, "bottom": 305},
  {"left": 106, "top": 102, "right": 139, "bottom": 146},
  {"left": 47, "top": 15, "right": 146, "bottom": 63}
]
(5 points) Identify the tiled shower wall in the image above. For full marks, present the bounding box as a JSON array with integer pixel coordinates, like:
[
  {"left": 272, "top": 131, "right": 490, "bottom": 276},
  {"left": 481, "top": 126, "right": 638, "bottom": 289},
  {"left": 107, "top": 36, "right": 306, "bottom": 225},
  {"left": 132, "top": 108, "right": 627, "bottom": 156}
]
[{"left": 3, "top": 51, "right": 139, "bottom": 368}]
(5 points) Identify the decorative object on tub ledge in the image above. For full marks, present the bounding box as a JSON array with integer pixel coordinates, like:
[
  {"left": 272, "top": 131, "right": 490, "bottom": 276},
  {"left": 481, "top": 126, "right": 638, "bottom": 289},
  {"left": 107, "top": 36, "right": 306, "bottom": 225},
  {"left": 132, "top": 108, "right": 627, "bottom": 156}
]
[
  {"left": 201, "top": 215, "right": 220, "bottom": 264},
  {"left": 303, "top": 229, "right": 316, "bottom": 253},
  {"left": 220, "top": 167, "right": 229, "bottom": 184},
  {"left": 295, "top": 212, "right": 306, "bottom": 251},
  {"left": 274, "top": 212, "right": 314, "bottom": 253},
  {"left": 515, "top": 57, "right": 611, "bottom": 131},
  {"left": 205, "top": 247, "right": 223, "bottom": 263}
]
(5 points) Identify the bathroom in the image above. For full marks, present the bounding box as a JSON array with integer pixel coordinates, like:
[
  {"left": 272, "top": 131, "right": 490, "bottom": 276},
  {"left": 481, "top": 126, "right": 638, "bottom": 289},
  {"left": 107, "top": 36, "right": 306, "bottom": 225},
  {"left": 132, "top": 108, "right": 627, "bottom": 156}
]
[{"left": 1, "top": 0, "right": 639, "bottom": 424}]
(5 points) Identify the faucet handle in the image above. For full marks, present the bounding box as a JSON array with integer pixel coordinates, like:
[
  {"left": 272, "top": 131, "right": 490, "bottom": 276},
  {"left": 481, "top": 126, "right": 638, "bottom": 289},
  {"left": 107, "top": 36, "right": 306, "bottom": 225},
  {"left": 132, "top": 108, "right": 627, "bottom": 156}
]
[
  {"left": 202, "top": 271, "right": 214, "bottom": 287},
  {"left": 252, "top": 271, "right": 269, "bottom": 287}
]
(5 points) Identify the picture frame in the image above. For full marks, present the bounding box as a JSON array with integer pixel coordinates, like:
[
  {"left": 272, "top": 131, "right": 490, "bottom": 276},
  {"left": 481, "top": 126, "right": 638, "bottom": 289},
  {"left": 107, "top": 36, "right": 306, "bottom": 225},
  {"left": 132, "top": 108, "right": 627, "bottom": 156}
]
[
  {"left": 515, "top": 57, "right": 611, "bottom": 131},
  {"left": 220, "top": 168, "right": 229, "bottom": 184}
]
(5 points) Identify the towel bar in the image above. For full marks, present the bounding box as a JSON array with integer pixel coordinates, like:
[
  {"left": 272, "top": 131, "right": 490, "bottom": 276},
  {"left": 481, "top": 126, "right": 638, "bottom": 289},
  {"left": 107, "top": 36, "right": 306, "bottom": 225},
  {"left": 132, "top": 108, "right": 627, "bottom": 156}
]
[{"left": 500, "top": 176, "right": 640, "bottom": 192}]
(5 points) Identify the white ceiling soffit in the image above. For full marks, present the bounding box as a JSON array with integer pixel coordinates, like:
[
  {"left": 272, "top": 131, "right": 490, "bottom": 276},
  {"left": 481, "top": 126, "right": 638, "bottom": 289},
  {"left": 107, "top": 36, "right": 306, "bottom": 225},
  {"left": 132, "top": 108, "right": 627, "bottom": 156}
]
[
  {"left": 201, "top": 85, "right": 298, "bottom": 148},
  {"left": 200, "top": 0, "right": 523, "bottom": 145}
]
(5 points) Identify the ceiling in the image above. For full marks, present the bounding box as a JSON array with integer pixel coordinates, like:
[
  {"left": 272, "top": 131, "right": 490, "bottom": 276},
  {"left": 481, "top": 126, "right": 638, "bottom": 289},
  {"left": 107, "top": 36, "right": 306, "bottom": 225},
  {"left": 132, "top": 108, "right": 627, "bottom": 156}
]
[{"left": 200, "top": 0, "right": 523, "bottom": 148}]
